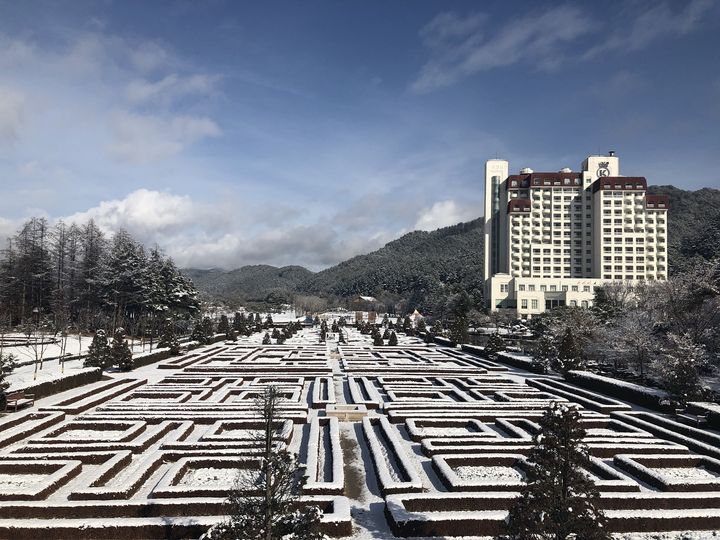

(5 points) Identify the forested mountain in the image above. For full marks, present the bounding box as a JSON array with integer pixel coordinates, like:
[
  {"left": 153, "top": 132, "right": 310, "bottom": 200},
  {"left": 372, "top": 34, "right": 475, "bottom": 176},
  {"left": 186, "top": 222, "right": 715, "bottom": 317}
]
[
  {"left": 646, "top": 186, "right": 720, "bottom": 272},
  {"left": 300, "top": 219, "right": 483, "bottom": 314},
  {"left": 186, "top": 185, "right": 718, "bottom": 314},
  {"left": 183, "top": 265, "right": 313, "bottom": 306}
]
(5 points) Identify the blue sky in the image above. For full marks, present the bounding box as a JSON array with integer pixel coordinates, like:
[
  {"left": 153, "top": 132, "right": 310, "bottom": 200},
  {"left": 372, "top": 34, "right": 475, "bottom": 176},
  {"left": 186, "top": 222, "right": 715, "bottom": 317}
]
[{"left": 0, "top": 0, "right": 718, "bottom": 269}]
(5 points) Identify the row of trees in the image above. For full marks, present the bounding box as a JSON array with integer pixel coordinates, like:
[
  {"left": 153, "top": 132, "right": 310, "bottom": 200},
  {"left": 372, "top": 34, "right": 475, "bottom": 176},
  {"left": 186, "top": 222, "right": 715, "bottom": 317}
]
[
  {"left": 530, "top": 258, "right": 720, "bottom": 406},
  {"left": 0, "top": 217, "right": 200, "bottom": 336}
]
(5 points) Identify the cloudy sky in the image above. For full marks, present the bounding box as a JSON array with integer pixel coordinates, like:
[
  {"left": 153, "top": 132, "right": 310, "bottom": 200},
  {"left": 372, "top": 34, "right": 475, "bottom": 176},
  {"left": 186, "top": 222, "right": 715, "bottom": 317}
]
[{"left": 0, "top": 0, "right": 718, "bottom": 270}]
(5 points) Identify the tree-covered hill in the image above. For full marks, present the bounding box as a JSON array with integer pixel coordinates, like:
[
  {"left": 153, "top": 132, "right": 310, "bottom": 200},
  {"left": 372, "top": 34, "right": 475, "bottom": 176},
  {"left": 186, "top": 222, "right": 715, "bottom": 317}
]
[
  {"left": 647, "top": 186, "right": 720, "bottom": 272},
  {"left": 299, "top": 218, "right": 484, "bottom": 313},
  {"left": 185, "top": 186, "right": 719, "bottom": 313},
  {"left": 182, "top": 265, "right": 313, "bottom": 305}
]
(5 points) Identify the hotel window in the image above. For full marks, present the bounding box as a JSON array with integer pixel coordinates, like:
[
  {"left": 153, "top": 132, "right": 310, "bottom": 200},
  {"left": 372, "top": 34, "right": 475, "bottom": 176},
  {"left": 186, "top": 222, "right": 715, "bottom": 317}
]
[
  {"left": 550, "top": 285, "right": 557, "bottom": 291},
  {"left": 583, "top": 286, "right": 590, "bottom": 292},
  {"left": 500, "top": 284, "right": 508, "bottom": 293},
  {"left": 562, "top": 285, "right": 568, "bottom": 291},
  {"left": 581, "top": 300, "right": 589, "bottom": 308},
  {"left": 528, "top": 285, "right": 536, "bottom": 292},
  {"left": 521, "top": 299, "right": 528, "bottom": 309},
  {"left": 531, "top": 299, "right": 538, "bottom": 309},
  {"left": 570, "top": 300, "right": 577, "bottom": 307},
  {"left": 519, "top": 284, "right": 526, "bottom": 291}
]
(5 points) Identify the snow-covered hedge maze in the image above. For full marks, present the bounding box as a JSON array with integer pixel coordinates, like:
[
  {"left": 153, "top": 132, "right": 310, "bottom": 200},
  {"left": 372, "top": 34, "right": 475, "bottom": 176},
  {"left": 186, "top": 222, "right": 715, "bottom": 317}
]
[
  {"left": 0, "top": 343, "right": 353, "bottom": 539},
  {"left": 1, "top": 332, "right": 719, "bottom": 537}
]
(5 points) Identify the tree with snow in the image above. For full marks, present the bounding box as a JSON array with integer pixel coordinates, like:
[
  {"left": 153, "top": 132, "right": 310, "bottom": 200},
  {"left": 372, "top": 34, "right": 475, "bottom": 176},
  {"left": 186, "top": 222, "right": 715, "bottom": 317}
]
[
  {"left": 373, "top": 333, "right": 384, "bottom": 346},
  {"left": 226, "top": 328, "right": 238, "bottom": 342},
  {"left": 158, "top": 321, "right": 181, "bottom": 355},
  {"left": 208, "top": 386, "right": 325, "bottom": 540},
  {"left": 532, "top": 334, "right": 557, "bottom": 374},
  {"left": 416, "top": 318, "right": 427, "bottom": 334},
  {"left": 655, "top": 333, "right": 706, "bottom": 407},
  {"left": 202, "top": 317, "right": 215, "bottom": 339},
  {"left": 218, "top": 315, "right": 230, "bottom": 335},
  {"left": 84, "top": 329, "right": 110, "bottom": 368},
  {"left": 504, "top": 402, "right": 609, "bottom": 540},
  {"left": 484, "top": 332, "right": 504, "bottom": 359},
  {"left": 110, "top": 327, "right": 133, "bottom": 371},
  {"left": 262, "top": 333, "right": 272, "bottom": 345},
  {"left": 388, "top": 331, "right": 398, "bottom": 346},
  {"left": 605, "top": 309, "right": 658, "bottom": 379},
  {"left": 191, "top": 319, "right": 210, "bottom": 345},
  {"left": 450, "top": 317, "right": 469, "bottom": 344},
  {"left": 554, "top": 327, "right": 583, "bottom": 374},
  {"left": 0, "top": 352, "right": 17, "bottom": 410}
]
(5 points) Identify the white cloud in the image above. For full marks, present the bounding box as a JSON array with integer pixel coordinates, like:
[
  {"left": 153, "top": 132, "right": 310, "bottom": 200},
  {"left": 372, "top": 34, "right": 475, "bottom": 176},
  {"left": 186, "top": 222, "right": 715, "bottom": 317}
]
[
  {"left": 65, "top": 189, "right": 200, "bottom": 237},
  {"left": 414, "top": 200, "right": 479, "bottom": 231},
  {"left": 58, "top": 188, "right": 412, "bottom": 270},
  {"left": 0, "top": 86, "right": 25, "bottom": 144},
  {"left": 412, "top": 6, "right": 590, "bottom": 92},
  {"left": 125, "top": 73, "right": 217, "bottom": 104},
  {"left": 412, "top": 1, "right": 715, "bottom": 92},
  {"left": 584, "top": 0, "right": 714, "bottom": 59},
  {"left": 107, "top": 111, "right": 222, "bottom": 163}
]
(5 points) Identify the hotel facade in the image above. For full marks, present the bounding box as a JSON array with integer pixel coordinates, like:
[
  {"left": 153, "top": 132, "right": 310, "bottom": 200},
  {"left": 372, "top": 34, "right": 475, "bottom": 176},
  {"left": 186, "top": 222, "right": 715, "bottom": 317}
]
[{"left": 483, "top": 152, "right": 669, "bottom": 318}]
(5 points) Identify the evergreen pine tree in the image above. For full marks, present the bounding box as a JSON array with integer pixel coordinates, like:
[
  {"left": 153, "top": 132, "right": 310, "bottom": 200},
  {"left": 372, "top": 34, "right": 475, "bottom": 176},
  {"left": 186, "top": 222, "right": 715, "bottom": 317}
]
[
  {"left": 191, "top": 320, "right": 208, "bottom": 345},
  {"left": 226, "top": 328, "right": 238, "bottom": 342},
  {"left": 451, "top": 317, "right": 469, "bottom": 344},
  {"left": 271, "top": 328, "right": 281, "bottom": 339},
  {"left": 388, "top": 331, "right": 398, "bottom": 346},
  {"left": 555, "top": 327, "right": 583, "bottom": 374},
  {"left": 201, "top": 317, "right": 214, "bottom": 340},
  {"left": 484, "top": 332, "right": 505, "bottom": 359},
  {"left": 158, "top": 321, "right": 181, "bottom": 354},
  {"left": 217, "top": 314, "right": 230, "bottom": 334},
  {"left": 110, "top": 328, "right": 133, "bottom": 371},
  {"left": 262, "top": 332, "right": 271, "bottom": 345},
  {"left": 264, "top": 314, "right": 273, "bottom": 328},
  {"left": 532, "top": 334, "right": 557, "bottom": 374},
  {"left": 207, "top": 386, "right": 324, "bottom": 540},
  {"left": 402, "top": 316, "right": 412, "bottom": 332},
  {"left": 84, "top": 329, "right": 110, "bottom": 368},
  {"left": 504, "top": 402, "right": 610, "bottom": 540},
  {"left": 382, "top": 328, "right": 390, "bottom": 339},
  {"left": 417, "top": 318, "right": 427, "bottom": 333},
  {"left": 0, "top": 352, "right": 17, "bottom": 410},
  {"left": 373, "top": 333, "right": 384, "bottom": 346}
]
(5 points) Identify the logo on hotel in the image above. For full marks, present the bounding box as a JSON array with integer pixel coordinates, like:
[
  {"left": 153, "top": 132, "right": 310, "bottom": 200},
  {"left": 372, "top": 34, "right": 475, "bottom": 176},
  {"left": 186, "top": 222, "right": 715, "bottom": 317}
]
[{"left": 597, "top": 161, "right": 610, "bottom": 177}]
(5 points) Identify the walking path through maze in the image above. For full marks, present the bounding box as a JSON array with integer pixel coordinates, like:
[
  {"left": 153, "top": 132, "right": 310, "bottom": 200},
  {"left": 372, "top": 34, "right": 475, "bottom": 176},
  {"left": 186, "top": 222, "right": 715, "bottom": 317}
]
[{"left": 1, "top": 327, "right": 720, "bottom": 539}]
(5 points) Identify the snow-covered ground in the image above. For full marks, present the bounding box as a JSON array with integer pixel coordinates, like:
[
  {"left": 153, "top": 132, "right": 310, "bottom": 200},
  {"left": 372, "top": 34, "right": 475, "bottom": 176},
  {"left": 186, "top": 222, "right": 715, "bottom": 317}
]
[{"left": 0, "top": 327, "right": 718, "bottom": 539}]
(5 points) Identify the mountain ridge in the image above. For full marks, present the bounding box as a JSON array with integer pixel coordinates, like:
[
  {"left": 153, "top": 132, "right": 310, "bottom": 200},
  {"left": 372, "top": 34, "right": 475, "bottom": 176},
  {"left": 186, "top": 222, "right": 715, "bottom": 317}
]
[{"left": 183, "top": 185, "right": 719, "bottom": 312}]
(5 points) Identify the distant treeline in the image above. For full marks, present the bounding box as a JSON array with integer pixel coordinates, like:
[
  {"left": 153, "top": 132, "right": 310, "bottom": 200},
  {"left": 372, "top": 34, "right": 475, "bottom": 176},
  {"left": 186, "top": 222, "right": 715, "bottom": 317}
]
[{"left": 0, "top": 217, "right": 199, "bottom": 336}]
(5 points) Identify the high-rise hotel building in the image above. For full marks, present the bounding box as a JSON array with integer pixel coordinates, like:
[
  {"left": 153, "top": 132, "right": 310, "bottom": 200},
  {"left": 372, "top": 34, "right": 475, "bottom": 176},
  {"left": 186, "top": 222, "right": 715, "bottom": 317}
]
[{"left": 483, "top": 152, "right": 669, "bottom": 318}]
